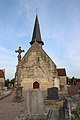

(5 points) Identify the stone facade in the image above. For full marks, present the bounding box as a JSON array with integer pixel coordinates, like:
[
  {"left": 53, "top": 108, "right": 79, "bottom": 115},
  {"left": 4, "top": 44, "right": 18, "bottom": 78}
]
[
  {"left": 17, "top": 42, "right": 58, "bottom": 91},
  {"left": 57, "top": 68, "right": 67, "bottom": 91},
  {"left": 60, "top": 76, "right": 67, "bottom": 87},
  {"left": 0, "top": 78, "right": 5, "bottom": 86},
  {"left": 15, "top": 15, "right": 62, "bottom": 91}
]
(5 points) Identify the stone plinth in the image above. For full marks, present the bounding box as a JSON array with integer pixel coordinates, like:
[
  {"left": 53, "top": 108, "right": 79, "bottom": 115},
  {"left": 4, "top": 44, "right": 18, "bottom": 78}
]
[
  {"left": 44, "top": 99, "right": 64, "bottom": 108},
  {"left": 14, "top": 84, "right": 23, "bottom": 102},
  {"left": 26, "top": 89, "right": 47, "bottom": 120}
]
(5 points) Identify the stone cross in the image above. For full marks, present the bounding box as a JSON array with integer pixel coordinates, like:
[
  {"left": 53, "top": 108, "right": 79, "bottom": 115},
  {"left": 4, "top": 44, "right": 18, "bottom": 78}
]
[
  {"left": 15, "top": 46, "right": 24, "bottom": 63},
  {"left": 14, "top": 46, "right": 24, "bottom": 102},
  {"left": 15, "top": 46, "right": 24, "bottom": 84}
]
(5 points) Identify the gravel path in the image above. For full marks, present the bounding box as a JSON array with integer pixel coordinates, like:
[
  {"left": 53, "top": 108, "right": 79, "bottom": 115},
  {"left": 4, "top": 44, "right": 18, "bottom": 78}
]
[{"left": 0, "top": 90, "right": 27, "bottom": 120}]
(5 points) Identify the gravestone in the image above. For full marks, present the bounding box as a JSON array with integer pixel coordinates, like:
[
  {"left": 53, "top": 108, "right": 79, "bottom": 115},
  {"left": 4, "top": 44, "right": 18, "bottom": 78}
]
[
  {"left": 59, "top": 107, "right": 65, "bottom": 120},
  {"left": 26, "top": 89, "right": 47, "bottom": 120},
  {"left": 63, "top": 98, "right": 67, "bottom": 109},
  {"left": 45, "top": 87, "right": 60, "bottom": 120},
  {"left": 59, "top": 98, "right": 69, "bottom": 120},
  {"left": 47, "top": 87, "right": 59, "bottom": 100},
  {"left": 44, "top": 87, "right": 69, "bottom": 120},
  {"left": 67, "top": 85, "right": 78, "bottom": 95}
]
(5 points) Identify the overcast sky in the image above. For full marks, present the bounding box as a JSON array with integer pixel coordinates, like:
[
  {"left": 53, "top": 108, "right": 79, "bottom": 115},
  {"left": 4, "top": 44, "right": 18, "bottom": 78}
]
[{"left": 0, "top": 0, "right": 80, "bottom": 79}]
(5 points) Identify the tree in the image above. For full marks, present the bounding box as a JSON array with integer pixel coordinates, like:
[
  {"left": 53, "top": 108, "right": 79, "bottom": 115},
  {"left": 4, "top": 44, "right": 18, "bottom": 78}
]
[
  {"left": 5, "top": 79, "right": 9, "bottom": 87},
  {"left": 10, "top": 78, "right": 15, "bottom": 87},
  {"left": 76, "top": 102, "right": 80, "bottom": 120}
]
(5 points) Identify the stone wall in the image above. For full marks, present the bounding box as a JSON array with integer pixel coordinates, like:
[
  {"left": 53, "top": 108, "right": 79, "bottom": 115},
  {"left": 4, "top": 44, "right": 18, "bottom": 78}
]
[
  {"left": 59, "top": 76, "right": 67, "bottom": 91},
  {"left": 17, "top": 42, "right": 58, "bottom": 91},
  {"left": 59, "top": 76, "right": 67, "bottom": 85},
  {"left": 0, "top": 78, "right": 5, "bottom": 87}
]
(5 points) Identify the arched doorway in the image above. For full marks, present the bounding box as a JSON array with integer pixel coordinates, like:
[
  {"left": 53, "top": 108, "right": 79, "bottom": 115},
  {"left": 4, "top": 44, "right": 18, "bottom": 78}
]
[{"left": 33, "top": 81, "right": 39, "bottom": 89}]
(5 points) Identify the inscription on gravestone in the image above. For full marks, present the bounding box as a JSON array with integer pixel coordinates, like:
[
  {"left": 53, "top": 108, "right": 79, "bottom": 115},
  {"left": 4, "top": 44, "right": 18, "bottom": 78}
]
[{"left": 47, "top": 87, "right": 59, "bottom": 100}]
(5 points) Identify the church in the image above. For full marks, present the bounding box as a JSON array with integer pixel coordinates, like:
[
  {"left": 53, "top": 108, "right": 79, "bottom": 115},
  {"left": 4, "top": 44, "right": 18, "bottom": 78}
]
[{"left": 15, "top": 15, "right": 66, "bottom": 91}]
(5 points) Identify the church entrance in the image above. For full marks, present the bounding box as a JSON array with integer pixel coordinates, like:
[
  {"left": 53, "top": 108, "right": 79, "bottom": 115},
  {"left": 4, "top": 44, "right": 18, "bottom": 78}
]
[{"left": 33, "top": 81, "right": 39, "bottom": 89}]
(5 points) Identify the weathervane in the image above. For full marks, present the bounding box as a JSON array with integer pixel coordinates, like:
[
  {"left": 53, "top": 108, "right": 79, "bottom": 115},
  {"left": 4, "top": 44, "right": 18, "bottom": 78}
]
[{"left": 36, "top": 8, "right": 38, "bottom": 15}]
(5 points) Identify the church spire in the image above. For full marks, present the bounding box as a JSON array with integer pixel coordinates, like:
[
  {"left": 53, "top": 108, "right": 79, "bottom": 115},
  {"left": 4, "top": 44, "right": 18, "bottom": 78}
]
[{"left": 30, "top": 15, "right": 44, "bottom": 47}]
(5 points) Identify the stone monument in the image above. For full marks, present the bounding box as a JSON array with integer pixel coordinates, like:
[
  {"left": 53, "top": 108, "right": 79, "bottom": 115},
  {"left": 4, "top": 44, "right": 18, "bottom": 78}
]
[
  {"left": 44, "top": 87, "right": 68, "bottom": 120},
  {"left": 14, "top": 47, "right": 24, "bottom": 102},
  {"left": 26, "top": 89, "right": 47, "bottom": 120},
  {"left": 47, "top": 87, "right": 59, "bottom": 100}
]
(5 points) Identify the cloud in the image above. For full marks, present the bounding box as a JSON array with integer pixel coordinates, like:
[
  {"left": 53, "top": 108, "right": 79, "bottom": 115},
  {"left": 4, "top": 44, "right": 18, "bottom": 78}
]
[
  {"left": 0, "top": 46, "right": 17, "bottom": 79},
  {"left": 0, "top": 0, "right": 80, "bottom": 79}
]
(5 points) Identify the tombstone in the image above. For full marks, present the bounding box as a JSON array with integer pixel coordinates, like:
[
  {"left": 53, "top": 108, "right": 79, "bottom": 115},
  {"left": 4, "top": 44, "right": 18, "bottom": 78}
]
[
  {"left": 64, "top": 108, "right": 69, "bottom": 120},
  {"left": 67, "top": 85, "right": 78, "bottom": 95},
  {"left": 26, "top": 89, "right": 47, "bottom": 120},
  {"left": 45, "top": 87, "right": 68, "bottom": 120},
  {"left": 59, "top": 107, "right": 65, "bottom": 120},
  {"left": 47, "top": 87, "right": 59, "bottom": 100},
  {"left": 63, "top": 99, "right": 69, "bottom": 120},
  {"left": 63, "top": 98, "right": 67, "bottom": 109}
]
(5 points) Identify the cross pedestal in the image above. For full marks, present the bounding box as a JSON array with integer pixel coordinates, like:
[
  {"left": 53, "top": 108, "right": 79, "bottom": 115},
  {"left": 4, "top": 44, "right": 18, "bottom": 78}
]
[
  {"left": 14, "top": 46, "right": 24, "bottom": 102},
  {"left": 14, "top": 84, "right": 23, "bottom": 102}
]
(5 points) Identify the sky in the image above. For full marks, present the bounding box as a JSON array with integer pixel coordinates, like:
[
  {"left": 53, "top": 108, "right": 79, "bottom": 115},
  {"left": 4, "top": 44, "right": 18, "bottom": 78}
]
[{"left": 0, "top": 0, "right": 80, "bottom": 79}]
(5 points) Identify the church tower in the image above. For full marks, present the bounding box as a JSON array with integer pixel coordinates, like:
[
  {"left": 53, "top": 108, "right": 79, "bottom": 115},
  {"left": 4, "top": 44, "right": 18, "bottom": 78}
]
[
  {"left": 16, "top": 15, "right": 59, "bottom": 91},
  {"left": 30, "top": 15, "right": 44, "bottom": 47}
]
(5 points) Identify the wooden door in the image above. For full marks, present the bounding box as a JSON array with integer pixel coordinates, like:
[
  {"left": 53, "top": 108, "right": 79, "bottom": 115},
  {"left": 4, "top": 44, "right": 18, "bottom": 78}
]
[{"left": 33, "top": 81, "right": 39, "bottom": 89}]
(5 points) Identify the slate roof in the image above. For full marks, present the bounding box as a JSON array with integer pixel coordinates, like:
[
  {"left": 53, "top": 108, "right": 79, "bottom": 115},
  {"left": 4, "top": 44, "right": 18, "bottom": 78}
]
[
  {"left": 57, "top": 68, "right": 66, "bottom": 76},
  {"left": 0, "top": 69, "right": 5, "bottom": 78},
  {"left": 30, "top": 15, "right": 44, "bottom": 46}
]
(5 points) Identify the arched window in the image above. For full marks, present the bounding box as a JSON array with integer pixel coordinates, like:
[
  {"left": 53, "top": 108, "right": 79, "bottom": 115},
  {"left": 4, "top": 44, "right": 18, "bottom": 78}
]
[{"left": 33, "top": 81, "right": 39, "bottom": 89}]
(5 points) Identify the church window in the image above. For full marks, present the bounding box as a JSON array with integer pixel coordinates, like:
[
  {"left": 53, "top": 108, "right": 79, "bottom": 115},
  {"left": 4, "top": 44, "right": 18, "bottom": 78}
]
[{"left": 37, "top": 57, "right": 40, "bottom": 62}]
